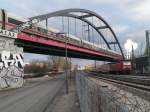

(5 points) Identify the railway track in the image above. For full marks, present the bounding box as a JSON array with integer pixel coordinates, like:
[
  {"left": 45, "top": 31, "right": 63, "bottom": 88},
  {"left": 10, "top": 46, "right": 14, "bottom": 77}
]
[{"left": 86, "top": 71, "right": 150, "bottom": 92}]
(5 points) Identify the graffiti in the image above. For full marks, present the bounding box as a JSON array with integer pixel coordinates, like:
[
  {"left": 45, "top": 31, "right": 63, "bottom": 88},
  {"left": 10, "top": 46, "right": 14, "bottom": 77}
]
[
  {"left": 0, "top": 29, "right": 17, "bottom": 38},
  {"left": 0, "top": 40, "right": 6, "bottom": 49},
  {"left": 0, "top": 51, "right": 24, "bottom": 68},
  {"left": 0, "top": 66, "right": 24, "bottom": 88},
  {"left": 0, "top": 37, "right": 24, "bottom": 89}
]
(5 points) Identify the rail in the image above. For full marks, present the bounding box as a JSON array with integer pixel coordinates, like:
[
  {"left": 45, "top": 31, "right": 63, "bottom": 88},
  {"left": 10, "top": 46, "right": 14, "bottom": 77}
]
[{"left": 86, "top": 71, "right": 150, "bottom": 92}]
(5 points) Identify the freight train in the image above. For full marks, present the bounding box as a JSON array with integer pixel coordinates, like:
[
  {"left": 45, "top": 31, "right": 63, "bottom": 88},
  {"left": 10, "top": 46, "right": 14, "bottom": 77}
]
[
  {"left": 0, "top": 9, "right": 122, "bottom": 58},
  {"left": 96, "top": 61, "right": 132, "bottom": 74}
]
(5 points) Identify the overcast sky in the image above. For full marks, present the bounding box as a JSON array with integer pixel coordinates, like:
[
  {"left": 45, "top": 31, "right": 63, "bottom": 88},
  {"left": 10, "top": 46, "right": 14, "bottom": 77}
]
[{"left": 0, "top": 0, "right": 149, "bottom": 66}]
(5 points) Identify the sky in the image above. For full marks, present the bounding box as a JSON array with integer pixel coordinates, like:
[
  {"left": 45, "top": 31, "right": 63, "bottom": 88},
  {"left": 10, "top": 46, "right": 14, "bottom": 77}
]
[{"left": 0, "top": 0, "right": 149, "bottom": 66}]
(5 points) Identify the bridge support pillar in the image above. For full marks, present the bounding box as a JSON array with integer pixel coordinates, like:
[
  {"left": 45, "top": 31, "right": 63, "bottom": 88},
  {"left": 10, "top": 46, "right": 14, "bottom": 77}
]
[{"left": 0, "top": 36, "right": 24, "bottom": 90}]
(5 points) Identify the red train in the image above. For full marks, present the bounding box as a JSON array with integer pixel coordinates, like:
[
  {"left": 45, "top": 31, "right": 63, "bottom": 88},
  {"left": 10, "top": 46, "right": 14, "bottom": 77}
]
[{"left": 96, "top": 61, "right": 132, "bottom": 74}]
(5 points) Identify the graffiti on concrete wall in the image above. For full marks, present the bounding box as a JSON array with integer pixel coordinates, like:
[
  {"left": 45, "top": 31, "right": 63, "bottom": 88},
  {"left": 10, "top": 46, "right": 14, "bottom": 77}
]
[
  {"left": 0, "top": 51, "right": 24, "bottom": 68},
  {"left": 0, "top": 66, "right": 24, "bottom": 88},
  {"left": 0, "top": 37, "right": 24, "bottom": 89}
]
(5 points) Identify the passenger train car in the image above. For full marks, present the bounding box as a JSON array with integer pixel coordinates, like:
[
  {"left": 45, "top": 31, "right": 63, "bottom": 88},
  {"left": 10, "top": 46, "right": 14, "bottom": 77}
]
[{"left": 0, "top": 9, "right": 122, "bottom": 58}]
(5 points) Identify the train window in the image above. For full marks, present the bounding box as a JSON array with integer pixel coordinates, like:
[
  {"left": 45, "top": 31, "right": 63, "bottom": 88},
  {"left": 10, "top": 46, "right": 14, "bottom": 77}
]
[
  {"left": 37, "top": 27, "right": 41, "bottom": 32},
  {"left": 8, "top": 18, "right": 23, "bottom": 25}
]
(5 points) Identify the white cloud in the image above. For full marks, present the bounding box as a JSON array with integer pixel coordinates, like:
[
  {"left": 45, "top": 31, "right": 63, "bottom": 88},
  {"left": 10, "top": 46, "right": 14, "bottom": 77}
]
[
  {"left": 113, "top": 25, "right": 128, "bottom": 33},
  {"left": 93, "top": 0, "right": 150, "bottom": 22},
  {"left": 92, "top": 0, "right": 130, "bottom": 5},
  {"left": 126, "top": 29, "right": 145, "bottom": 43},
  {"left": 124, "top": 39, "right": 138, "bottom": 52},
  {"left": 128, "top": 0, "right": 150, "bottom": 21},
  {"left": 3, "top": 0, "right": 149, "bottom": 22}
]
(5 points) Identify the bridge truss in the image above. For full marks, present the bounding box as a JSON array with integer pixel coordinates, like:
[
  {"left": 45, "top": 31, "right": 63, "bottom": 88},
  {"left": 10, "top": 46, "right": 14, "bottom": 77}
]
[{"left": 14, "top": 8, "right": 125, "bottom": 59}]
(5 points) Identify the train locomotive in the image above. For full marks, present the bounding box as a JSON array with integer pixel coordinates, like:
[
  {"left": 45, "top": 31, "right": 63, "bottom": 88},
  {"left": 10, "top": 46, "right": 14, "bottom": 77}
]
[{"left": 96, "top": 61, "right": 132, "bottom": 74}]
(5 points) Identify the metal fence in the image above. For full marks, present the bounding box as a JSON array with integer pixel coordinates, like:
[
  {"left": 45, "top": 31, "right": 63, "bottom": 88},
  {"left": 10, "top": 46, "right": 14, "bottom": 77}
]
[{"left": 76, "top": 73, "right": 150, "bottom": 112}]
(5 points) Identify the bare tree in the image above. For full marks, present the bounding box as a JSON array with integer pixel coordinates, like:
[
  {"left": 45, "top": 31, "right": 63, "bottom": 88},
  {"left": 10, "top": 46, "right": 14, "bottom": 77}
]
[
  {"left": 47, "top": 56, "right": 72, "bottom": 71},
  {"left": 24, "top": 60, "right": 49, "bottom": 74}
]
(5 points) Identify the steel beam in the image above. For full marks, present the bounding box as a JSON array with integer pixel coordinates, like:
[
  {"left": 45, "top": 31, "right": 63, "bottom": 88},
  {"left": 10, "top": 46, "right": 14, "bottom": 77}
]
[
  {"left": 78, "top": 14, "right": 93, "bottom": 18},
  {"left": 96, "top": 26, "right": 108, "bottom": 29}
]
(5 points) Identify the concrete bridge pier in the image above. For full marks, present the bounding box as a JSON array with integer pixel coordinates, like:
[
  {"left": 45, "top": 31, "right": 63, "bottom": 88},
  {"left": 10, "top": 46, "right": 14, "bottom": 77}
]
[{"left": 0, "top": 36, "right": 24, "bottom": 90}]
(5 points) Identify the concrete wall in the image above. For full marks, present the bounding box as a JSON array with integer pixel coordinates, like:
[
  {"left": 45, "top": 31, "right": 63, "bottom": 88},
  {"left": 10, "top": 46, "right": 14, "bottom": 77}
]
[
  {"left": 76, "top": 73, "right": 128, "bottom": 112},
  {"left": 0, "top": 36, "right": 24, "bottom": 89}
]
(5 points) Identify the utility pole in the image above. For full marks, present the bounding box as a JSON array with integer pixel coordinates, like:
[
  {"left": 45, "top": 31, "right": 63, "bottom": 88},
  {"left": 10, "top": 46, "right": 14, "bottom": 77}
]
[
  {"left": 146, "top": 30, "right": 150, "bottom": 73},
  {"left": 56, "top": 32, "right": 68, "bottom": 94},
  {"left": 146, "top": 30, "right": 150, "bottom": 56},
  {"left": 46, "top": 19, "right": 48, "bottom": 30},
  {"left": 94, "top": 60, "right": 96, "bottom": 70},
  {"left": 65, "top": 33, "right": 69, "bottom": 94},
  {"left": 70, "top": 58, "right": 72, "bottom": 80},
  {"left": 131, "top": 45, "right": 135, "bottom": 74}
]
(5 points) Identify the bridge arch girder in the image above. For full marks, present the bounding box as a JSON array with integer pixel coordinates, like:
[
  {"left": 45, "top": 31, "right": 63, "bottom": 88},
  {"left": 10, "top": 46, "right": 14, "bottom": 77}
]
[
  {"left": 29, "top": 8, "right": 124, "bottom": 58},
  {"left": 58, "top": 13, "right": 111, "bottom": 49}
]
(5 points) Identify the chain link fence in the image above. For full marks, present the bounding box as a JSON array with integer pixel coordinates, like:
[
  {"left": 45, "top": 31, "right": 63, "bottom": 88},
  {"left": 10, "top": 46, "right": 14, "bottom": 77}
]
[{"left": 76, "top": 73, "right": 150, "bottom": 112}]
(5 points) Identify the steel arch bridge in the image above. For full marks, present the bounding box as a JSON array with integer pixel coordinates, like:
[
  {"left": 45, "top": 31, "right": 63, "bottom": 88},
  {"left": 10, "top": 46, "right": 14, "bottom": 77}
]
[
  {"left": 27, "top": 8, "right": 124, "bottom": 59},
  {"left": 12, "top": 8, "right": 124, "bottom": 61}
]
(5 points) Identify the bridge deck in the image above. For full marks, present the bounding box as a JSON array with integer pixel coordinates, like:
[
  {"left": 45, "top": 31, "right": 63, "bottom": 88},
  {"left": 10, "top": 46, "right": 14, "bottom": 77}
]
[{"left": 16, "top": 33, "right": 122, "bottom": 61}]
